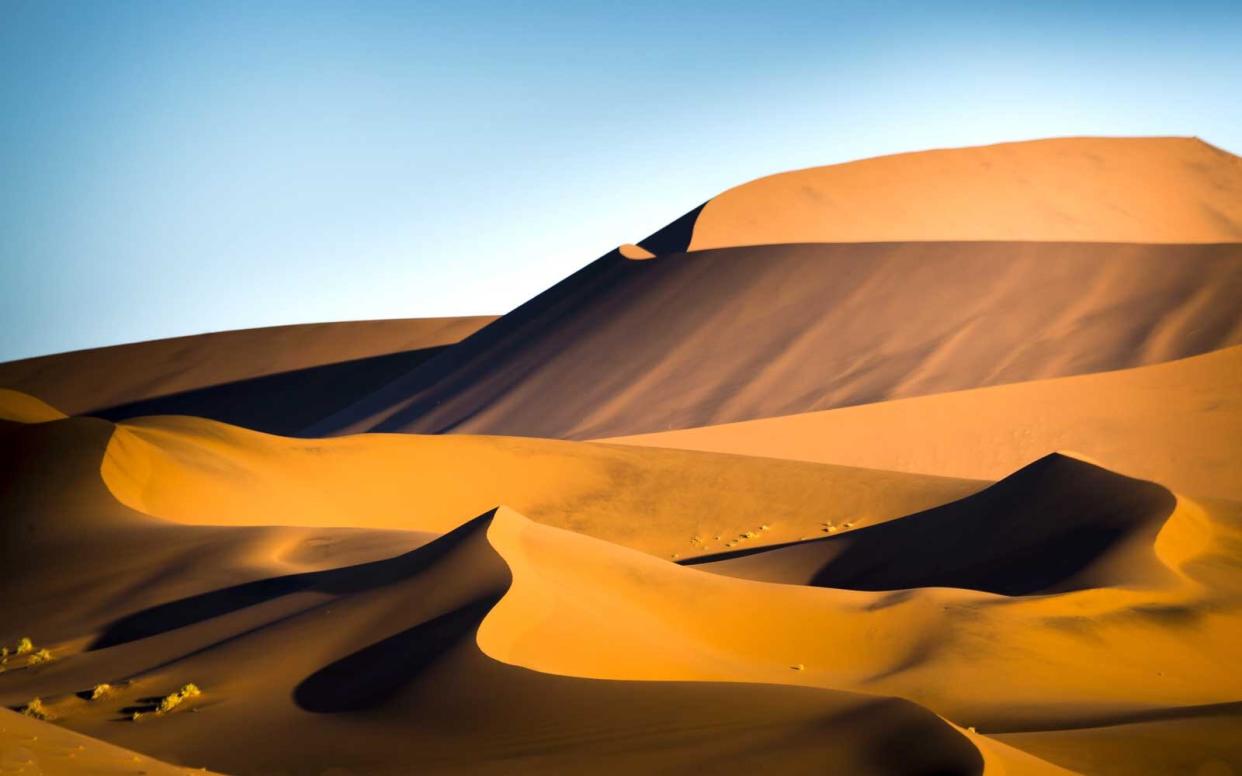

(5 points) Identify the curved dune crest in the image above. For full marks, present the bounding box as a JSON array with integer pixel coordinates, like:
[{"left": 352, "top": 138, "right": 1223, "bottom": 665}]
[
  {"left": 607, "top": 343, "right": 1242, "bottom": 500},
  {"left": 617, "top": 242, "right": 656, "bottom": 260},
  {"left": 0, "top": 388, "right": 65, "bottom": 424},
  {"left": 687, "top": 136, "right": 1242, "bottom": 249},
  {"left": 100, "top": 413, "right": 979, "bottom": 558},
  {"left": 476, "top": 496, "right": 1242, "bottom": 734}
]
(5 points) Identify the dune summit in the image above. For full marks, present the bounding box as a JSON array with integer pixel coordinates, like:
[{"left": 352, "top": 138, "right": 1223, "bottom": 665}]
[
  {"left": 2, "top": 136, "right": 1241, "bottom": 775},
  {"left": 684, "top": 136, "right": 1242, "bottom": 248}
]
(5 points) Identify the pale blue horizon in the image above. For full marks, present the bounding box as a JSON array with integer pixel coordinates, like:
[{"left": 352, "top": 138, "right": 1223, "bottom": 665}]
[{"left": 2, "top": 0, "right": 1240, "bottom": 360}]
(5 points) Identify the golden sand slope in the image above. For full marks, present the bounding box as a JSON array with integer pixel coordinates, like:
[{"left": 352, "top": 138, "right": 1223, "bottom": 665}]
[
  {"left": 3, "top": 412, "right": 1238, "bottom": 772},
  {"left": 99, "top": 412, "right": 979, "bottom": 559},
  {"left": 0, "top": 387, "right": 65, "bottom": 424},
  {"left": 0, "top": 315, "right": 494, "bottom": 417},
  {"left": 0, "top": 708, "right": 223, "bottom": 775},
  {"left": 0, "top": 419, "right": 1008, "bottom": 774},
  {"left": 309, "top": 241, "right": 1242, "bottom": 439},
  {"left": 686, "top": 137, "right": 1242, "bottom": 249},
  {"left": 607, "top": 344, "right": 1242, "bottom": 501}
]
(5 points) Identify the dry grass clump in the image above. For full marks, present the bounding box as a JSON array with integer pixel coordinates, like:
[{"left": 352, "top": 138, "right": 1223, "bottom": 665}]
[
  {"left": 134, "top": 683, "right": 202, "bottom": 720},
  {"left": 1, "top": 637, "right": 52, "bottom": 669},
  {"left": 90, "top": 683, "right": 114, "bottom": 701},
  {"left": 157, "top": 682, "right": 202, "bottom": 713},
  {"left": 20, "top": 698, "right": 52, "bottom": 720}
]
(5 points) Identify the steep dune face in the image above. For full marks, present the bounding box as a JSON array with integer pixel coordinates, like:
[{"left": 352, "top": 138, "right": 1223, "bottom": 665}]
[
  {"left": 0, "top": 316, "right": 494, "bottom": 435},
  {"left": 309, "top": 241, "right": 1242, "bottom": 439},
  {"left": 607, "top": 344, "right": 1242, "bottom": 500},
  {"left": 686, "top": 137, "right": 1242, "bottom": 248},
  {"left": 99, "top": 413, "right": 979, "bottom": 559},
  {"left": 686, "top": 454, "right": 1179, "bottom": 594}
]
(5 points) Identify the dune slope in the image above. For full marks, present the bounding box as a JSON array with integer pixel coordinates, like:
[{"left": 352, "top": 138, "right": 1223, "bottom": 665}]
[
  {"left": 99, "top": 411, "right": 980, "bottom": 559},
  {"left": 607, "top": 343, "right": 1242, "bottom": 500},
  {"left": 0, "top": 316, "right": 494, "bottom": 435},
  {"left": 4, "top": 414, "right": 1239, "bottom": 773},
  {"left": 0, "top": 421, "right": 1000, "bottom": 774},
  {"left": 308, "top": 241, "right": 1242, "bottom": 439},
  {"left": 685, "top": 453, "right": 1177, "bottom": 594},
  {"left": 683, "top": 136, "right": 1242, "bottom": 248}
]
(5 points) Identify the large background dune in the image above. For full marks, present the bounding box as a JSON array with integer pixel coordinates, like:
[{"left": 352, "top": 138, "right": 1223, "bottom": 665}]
[
  {"left": 308, "top": 241, "right": 1241, "bottom": 439},
  {"left": 683, "top": 136, "right": 1242, "bottom": 249}
]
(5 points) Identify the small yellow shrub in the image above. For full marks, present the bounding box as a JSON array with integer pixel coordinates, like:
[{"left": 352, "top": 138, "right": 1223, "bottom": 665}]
[
  {"left": 156, "top": 683, "right": 202, "bottom": 714},
  {"left": 90, "top": 683, "right": 114, "bottom": 701},
  {"left": 21, "top": 698, "right": 52, "bottom": 720}
]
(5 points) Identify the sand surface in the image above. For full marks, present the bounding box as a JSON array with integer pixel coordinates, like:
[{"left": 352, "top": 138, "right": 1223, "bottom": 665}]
[
  {"left": 308, "top": 242, "right": 1242, "bottom": 439},
  {"left": 685, "top": 137, "right": 1242, "bottom": 248},
  {"left": 0, "top": 316, "right": 494, "bottom": 435},
  {"left": 2, "top": 412, "right": 1238, "bottom": 773},
  {"left": 607, "top": 344, "right": 1242, "bottom": 500},
  {"left": 3, "top": 137, "right": 1240, "bottom": 774}
]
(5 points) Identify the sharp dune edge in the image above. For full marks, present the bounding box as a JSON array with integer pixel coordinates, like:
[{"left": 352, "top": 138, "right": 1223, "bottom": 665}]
[{"left": 3, "top": 137, "right": 1242, "bottom": 775}]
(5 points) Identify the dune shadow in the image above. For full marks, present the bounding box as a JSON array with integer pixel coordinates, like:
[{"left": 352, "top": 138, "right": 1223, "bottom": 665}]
[
  {"left": 637, "top": 202, "right": 706, "bottom": 255},
  {"left": 93, "top": 345, "right": 454, "bottom": 437},
  {"left": 688, "top": 454, "right": 1177, "bottom": 596},
  {"left": 293, "top": 596, "right": 498, "bottom": 713},
  {"left": 804, "top": 455, "right": 1176, "bottom": 595},
  {"left": 90, "top": 513, "right": 495, "bottom": 650}
]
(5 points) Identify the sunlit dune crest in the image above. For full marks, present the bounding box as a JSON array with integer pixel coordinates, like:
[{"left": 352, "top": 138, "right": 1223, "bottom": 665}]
[{"left": 688, "top": 136, "right": 1242, "bottom": 248}]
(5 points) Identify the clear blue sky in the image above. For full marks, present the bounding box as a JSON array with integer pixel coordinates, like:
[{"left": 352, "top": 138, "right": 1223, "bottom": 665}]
[{"left": 2, "top": 0, "right": 1240, "bottom": 360}]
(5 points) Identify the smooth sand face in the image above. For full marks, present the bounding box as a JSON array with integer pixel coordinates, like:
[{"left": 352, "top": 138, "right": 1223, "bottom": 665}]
[
  {"left": 0, "top": 708, "right": 223, "bottom": 775},
  {"left": 606, "top": 344, "right": 1242, "bottom": 501},
  {"left": 0, "top": 315, "right": 495, "bottom": 416},
  {"left": 310, "top": 242, "right": 1242, "bottom": 439},
  {"left": 99, "top": 413, "right": 980, "bottom": 559},
  {"left": 689, "top": 137, "right": 1242, "bottom": 248},
  {"left": 0, "top": 387, "right": 65, "bottom": 423}
]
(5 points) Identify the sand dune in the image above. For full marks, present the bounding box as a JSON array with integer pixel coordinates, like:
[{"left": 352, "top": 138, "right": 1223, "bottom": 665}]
[
  {"left": 0, "top": 387, "right": 65, "bottom": 424},
  {"left": 680, "top": 137, "right": 1242, "bottom": 249},
  {"left": 607, "top": 343, "right": 1242, "bottom": 500},
  {"left": 4, "top": 402, "right": 1239, "bottom": 772},
  {"left": 4, "top": 136, "right": 1241, "bottom": 774},
  {"left": 307, "top": 241, "right": 1242, "bottom": 439},
  {"left": 1, "top": 707, "right": 223, "bottom": 775},
  {"left": 685, "top": 454, "right": 1179, "bottom": 594},
  {"left": 0, "top": 316, "right": 494, "bottom": 435},
  {"left": 99, "top": 411, "right": 979, "bottom": 559},
  {"left": 0, "top": 419, "right": 1010, "bottom": 774}
]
